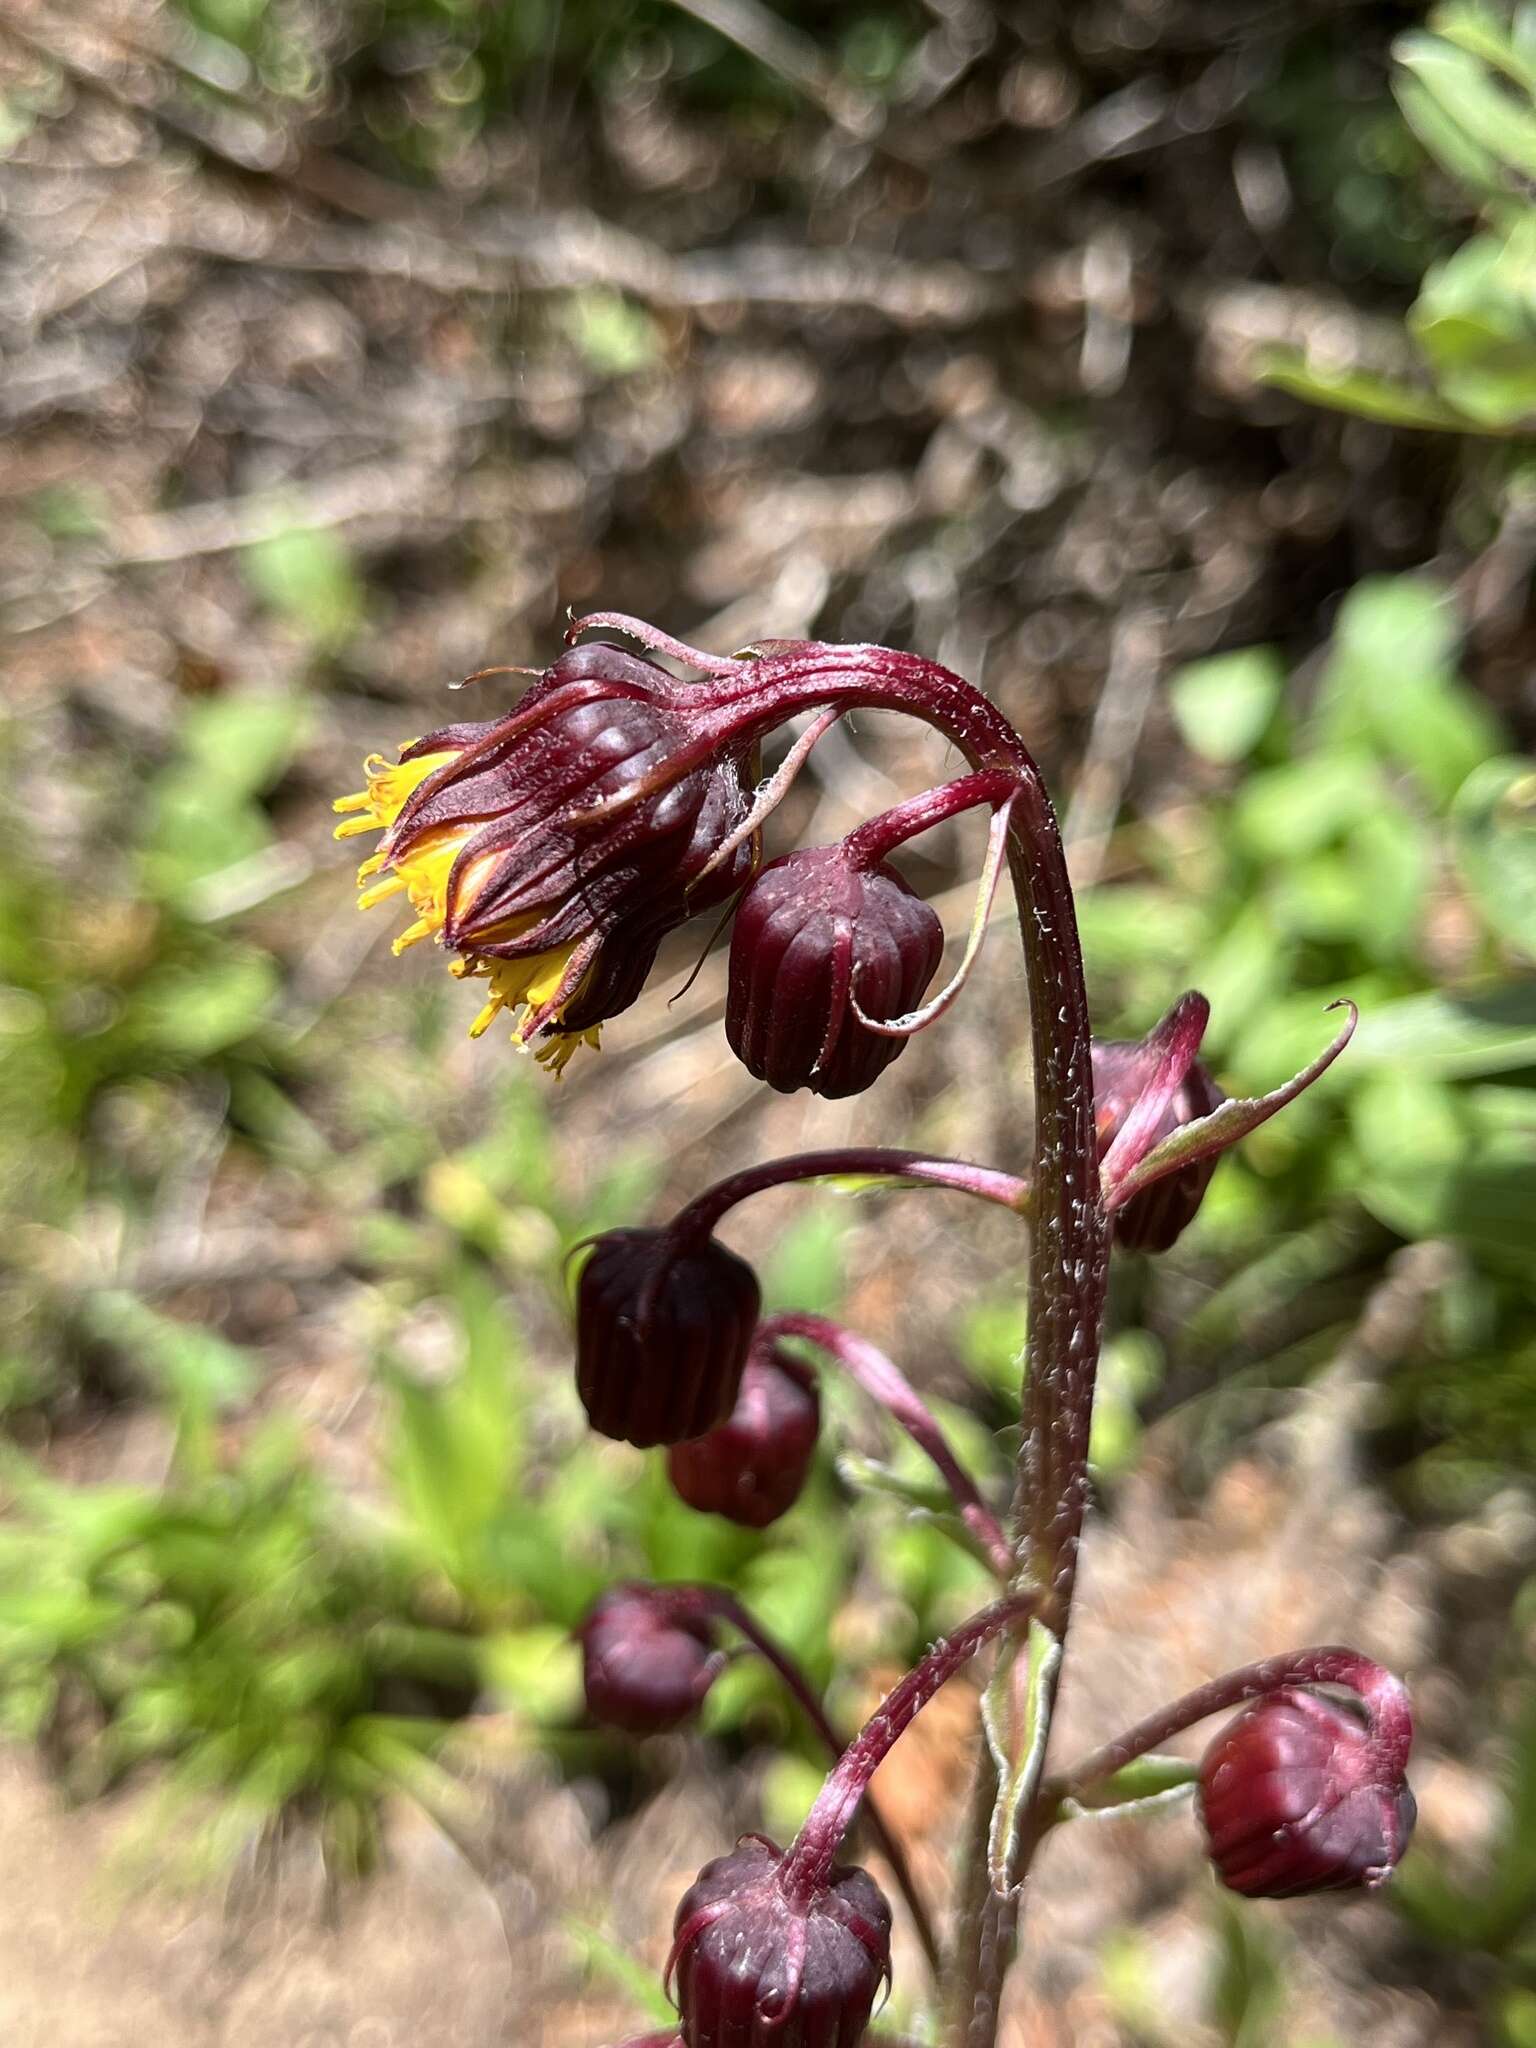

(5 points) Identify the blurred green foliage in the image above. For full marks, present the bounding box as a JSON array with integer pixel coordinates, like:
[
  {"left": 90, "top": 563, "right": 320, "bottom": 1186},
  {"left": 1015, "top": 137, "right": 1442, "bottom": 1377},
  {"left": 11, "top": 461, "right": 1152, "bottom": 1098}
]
[
  {"left": 1267, "top": 5, "right": 1536, "bottom": 435},
  {"left": 1083, "top": 568, "right": 1536, "bottom": 1499}
]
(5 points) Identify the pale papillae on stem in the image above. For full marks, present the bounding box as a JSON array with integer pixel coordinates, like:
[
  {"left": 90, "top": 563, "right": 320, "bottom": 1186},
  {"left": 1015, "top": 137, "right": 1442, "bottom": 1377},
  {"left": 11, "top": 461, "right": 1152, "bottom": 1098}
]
[{"left": 338, "top": 617, "right": 1409, "bottom": 2048}]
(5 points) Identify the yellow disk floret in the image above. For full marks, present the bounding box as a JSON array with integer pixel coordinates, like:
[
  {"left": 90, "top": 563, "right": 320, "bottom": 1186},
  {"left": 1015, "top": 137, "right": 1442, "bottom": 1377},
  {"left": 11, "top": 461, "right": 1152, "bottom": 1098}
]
[
  {"left": 336, "top": 741, "right": 602, "bottom": 1075},
  {"left": 333, "top": 746, "right": 457, "bottom": 839}
]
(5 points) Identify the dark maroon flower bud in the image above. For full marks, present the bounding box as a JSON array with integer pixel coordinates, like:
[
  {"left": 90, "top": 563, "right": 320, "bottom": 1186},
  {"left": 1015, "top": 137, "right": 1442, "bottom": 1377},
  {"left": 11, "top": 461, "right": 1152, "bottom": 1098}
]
[
  {"left": 667, "top": 1340, "right": 821, "bottom": 1528},
  {"left": 670, "top": 1836, "right": 891, "bottom": 2048},
  {"left": 726, "top": 844, "right": 943, "bottom": 1099},
  {"left": 579, "top": 1584, "right": 724, "bottom": 1735},
  {"left": 1092, "top": 1037, "right": 1225, "bottom": 1253},
  {"left": 1198, "top": 1686, "right": 1416, "bottom": 1898},
  {"left": 576, "top": 1228, "right": 761, "bottom": 1448},
  {"left": 557, "top": 752, "right": 758, "bottom": 1039}
]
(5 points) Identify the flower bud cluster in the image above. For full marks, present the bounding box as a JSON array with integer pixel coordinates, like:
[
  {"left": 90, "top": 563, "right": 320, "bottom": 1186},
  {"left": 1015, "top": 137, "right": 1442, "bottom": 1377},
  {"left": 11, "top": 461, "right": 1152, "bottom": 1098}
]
[{"left": 338, "top": 614, "right": 1411, "bottom": 2047}]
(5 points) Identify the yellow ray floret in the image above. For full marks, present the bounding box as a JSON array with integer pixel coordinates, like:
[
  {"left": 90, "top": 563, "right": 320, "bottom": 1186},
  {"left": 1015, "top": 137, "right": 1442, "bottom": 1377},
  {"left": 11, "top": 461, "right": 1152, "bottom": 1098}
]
[
  {"left": 332, "top": 745, "right": 458, "bottom": 839},
  {"left": 531, "top": 1025, "right": 603, "bottom": 1076},
  {"left": 463, "top": 947, "right": 603, "bottom": 1078},
  {"left": 337, "top": 740, "right": 602, "bottom": 1074}
]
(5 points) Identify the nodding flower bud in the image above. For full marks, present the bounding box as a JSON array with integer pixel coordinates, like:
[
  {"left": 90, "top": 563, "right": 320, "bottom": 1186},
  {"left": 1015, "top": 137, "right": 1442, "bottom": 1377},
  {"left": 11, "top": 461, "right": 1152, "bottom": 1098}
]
[
  {"left": 1198, "top": 1687, "right": 1416, "bottom": 1899},
  {"left": 667, "top": 1340, "right": 821, "bottom": 1529},
  {"left": 579, "top": 1584, "right": 724, "bottom": 1735},
  {"left": 726, "top": 844, "right": 943, "bottom": 1099},
  {"left": 575, "top": 1228, "right": 761, "bottom": 1448},
  {"left": 1092, "top": 1038, "right": 1225, "bottom": 1253},
  {"left": 670, "top": 1836, "right": 891, "bottom": 2048},
  {"left": 336, "top": 641, "right": 755, "bottom": 1074}
]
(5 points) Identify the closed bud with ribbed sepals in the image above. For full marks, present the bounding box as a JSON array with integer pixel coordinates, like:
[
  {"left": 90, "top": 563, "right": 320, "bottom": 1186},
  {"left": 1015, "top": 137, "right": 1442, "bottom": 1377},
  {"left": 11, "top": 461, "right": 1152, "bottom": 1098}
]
[
  {"left": 1199, "top": 1686, "right": 1416, "bottom": 1898},
  {"left": 726, "top": 844, "right": 942, "bottom": 1099},
  {"left": 575, "top": 1228, "right": 761, "bottom": 1448},
  {"left": 670, "top": 1836, "right": 891, "bottom": 2048}
]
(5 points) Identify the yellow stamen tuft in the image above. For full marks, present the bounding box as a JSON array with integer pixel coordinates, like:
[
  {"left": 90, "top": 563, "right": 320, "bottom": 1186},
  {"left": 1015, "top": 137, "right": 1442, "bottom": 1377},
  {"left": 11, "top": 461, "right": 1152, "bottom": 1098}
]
[
  {"left": 332, "top": 745, "right": 458, "bottom": 844},
  {"left": 392, "top": 918, "right": 436, "bottom": 955},
  {"left": 468, "top": 992, "right": 506, "bottom": 1040},
  {"left": 356, "top": 874, "right": 408, "bottom": 911},
  {"left": 337, "top": 735, "right": 606, "bottom": 1076},
  {"left": 531, "top": 1026, "right": 603, "bottom": 1078}
]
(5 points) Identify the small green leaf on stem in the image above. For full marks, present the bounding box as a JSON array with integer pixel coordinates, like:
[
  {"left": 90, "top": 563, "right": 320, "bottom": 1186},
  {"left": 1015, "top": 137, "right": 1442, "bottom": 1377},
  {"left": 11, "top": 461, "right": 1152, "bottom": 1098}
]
[
  {"left": 1057, "top": 1752, "right": 1199, "bottom": 1819},
  {"left": 982, "top": 1616, "right": 1061, "bottom": 1896}
]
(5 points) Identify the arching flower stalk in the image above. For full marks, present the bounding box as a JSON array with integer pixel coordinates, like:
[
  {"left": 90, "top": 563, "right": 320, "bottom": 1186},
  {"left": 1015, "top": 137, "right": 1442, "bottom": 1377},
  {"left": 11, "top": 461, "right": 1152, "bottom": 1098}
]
[{"left": 339, "top": 617, "right": 1410, "bottom": 2047}]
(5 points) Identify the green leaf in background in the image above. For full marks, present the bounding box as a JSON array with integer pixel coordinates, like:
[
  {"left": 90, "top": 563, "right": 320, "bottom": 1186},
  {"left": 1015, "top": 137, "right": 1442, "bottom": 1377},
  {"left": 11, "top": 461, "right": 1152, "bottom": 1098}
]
[
  {"left": 1412, "top": 222, "right": 1536, "bottom": 428},
  {"left": 1258, "top": 349, "right": 1480, "bottom": 432},
  {"left": 1502, "top": 1988, "right": 1536, "bottom": 2048},
  {"left": 1235, "top": 750, "right": 1374, "bottom": 862},
  {"left": 1088, "top": 1330, "right": 1163, "bottom": 1478},
  {"left": 760, "top": 1750, "right": 828, "bottom": 1844},
  {"left": 178, "top": 695, "right": 310, "bottom": 800},
  {"left": 1209, "top": 1896, "right": 1286, "bottom": 2048},
  {"left": 138, "top": 692, "right": 309, "bottom": 906},
  {"left": 560, "top": 289, "right": 663, "bottom": 377},
  {"left": 761, "top": 1198, "right": 846, "bottom": 1314},
  {"left": 128, "top": 947, "right": 279, "bottom": 1057},
  {"left": 1453, "top": 756, "right": 1536, "bottom": 956},
  {"left": 1352, "top": 1067, "right": 1536, "bottom": 1260},
  {"left": 564, "top": 1921, "right": 677, "bottom": 2027},
  {"left": 1314, "top": 577, "right": 1502, "bottom": 801},
  {"left": 1351, "top": 981, "right": 1536, "bottom": 1075},
  {"left": 1396, "top": 69, "right": 1511, "bottom": 196},
  {"left": 1169, "top": 647, "right": 1284, "bottom": 764},
  {"left": 1430, "top": 3, "right": 1536, "bottom": 100},
  {"left": 242, "top": 524, "right": 363, "bottom": 649},
  {"left": 1397, "top": 26, "right": 1536, "bottom": 181},
  {"left": 1190, "top": 905, "right": 1293, "bottom": 1056},
  {"left": 384, "top": 1265, "right": 525, "bottom": 1603},
  {"left": 83, "top": 1290, "right": 258, "bottom": 1421}
]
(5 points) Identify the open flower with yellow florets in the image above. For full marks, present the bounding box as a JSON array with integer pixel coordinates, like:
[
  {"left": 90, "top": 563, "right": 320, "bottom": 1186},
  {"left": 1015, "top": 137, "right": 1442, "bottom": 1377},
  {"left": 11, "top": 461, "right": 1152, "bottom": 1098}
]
[{"left": 334, "top": 643, "right": 758, "bottom": 1074}]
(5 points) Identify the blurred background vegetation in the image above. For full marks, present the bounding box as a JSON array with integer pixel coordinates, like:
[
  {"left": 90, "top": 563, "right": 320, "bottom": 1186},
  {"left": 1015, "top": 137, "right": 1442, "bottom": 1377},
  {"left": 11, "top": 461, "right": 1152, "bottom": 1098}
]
[{"left": 0, "top": 1, "right": 1534, "bottom": 2043}]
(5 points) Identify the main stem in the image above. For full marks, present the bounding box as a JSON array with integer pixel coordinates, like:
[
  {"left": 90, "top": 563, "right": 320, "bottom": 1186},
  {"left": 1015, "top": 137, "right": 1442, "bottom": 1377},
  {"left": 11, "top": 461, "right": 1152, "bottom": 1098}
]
[
  {"left": 754, "top": 653, "right": 1111, "bottom": 2042},
  {"left": 586, "top": 633, "right": 1114, "bottom": 2038},
  {"left": 944, "top": 742, "right": 1112, "bottom": 2048}
]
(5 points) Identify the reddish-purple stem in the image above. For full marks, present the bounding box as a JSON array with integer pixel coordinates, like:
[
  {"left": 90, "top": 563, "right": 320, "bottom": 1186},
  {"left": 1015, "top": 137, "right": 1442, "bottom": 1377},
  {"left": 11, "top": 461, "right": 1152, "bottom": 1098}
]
[
  {"left": 778, "top": 1593, "right": 1037, "bottom": 1910},
  {"left": 659, "top": 1585, "right": 940, "bottom": 1975},
  {"left": 669, "top": 1147, "right": 1031, "bottom": 1244},
  {"left": 761, "top": 1312, "right": 1013, "bottom": 1579},
  {"left": 1056, "top": 1647, "right": 1413, "bottom": 1800},
  {"left": 842, "top": 770, "right": 1024, "bottom": 870},
  {"left": 564, "top": 611, "right": 747, "bottom": 673}
]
